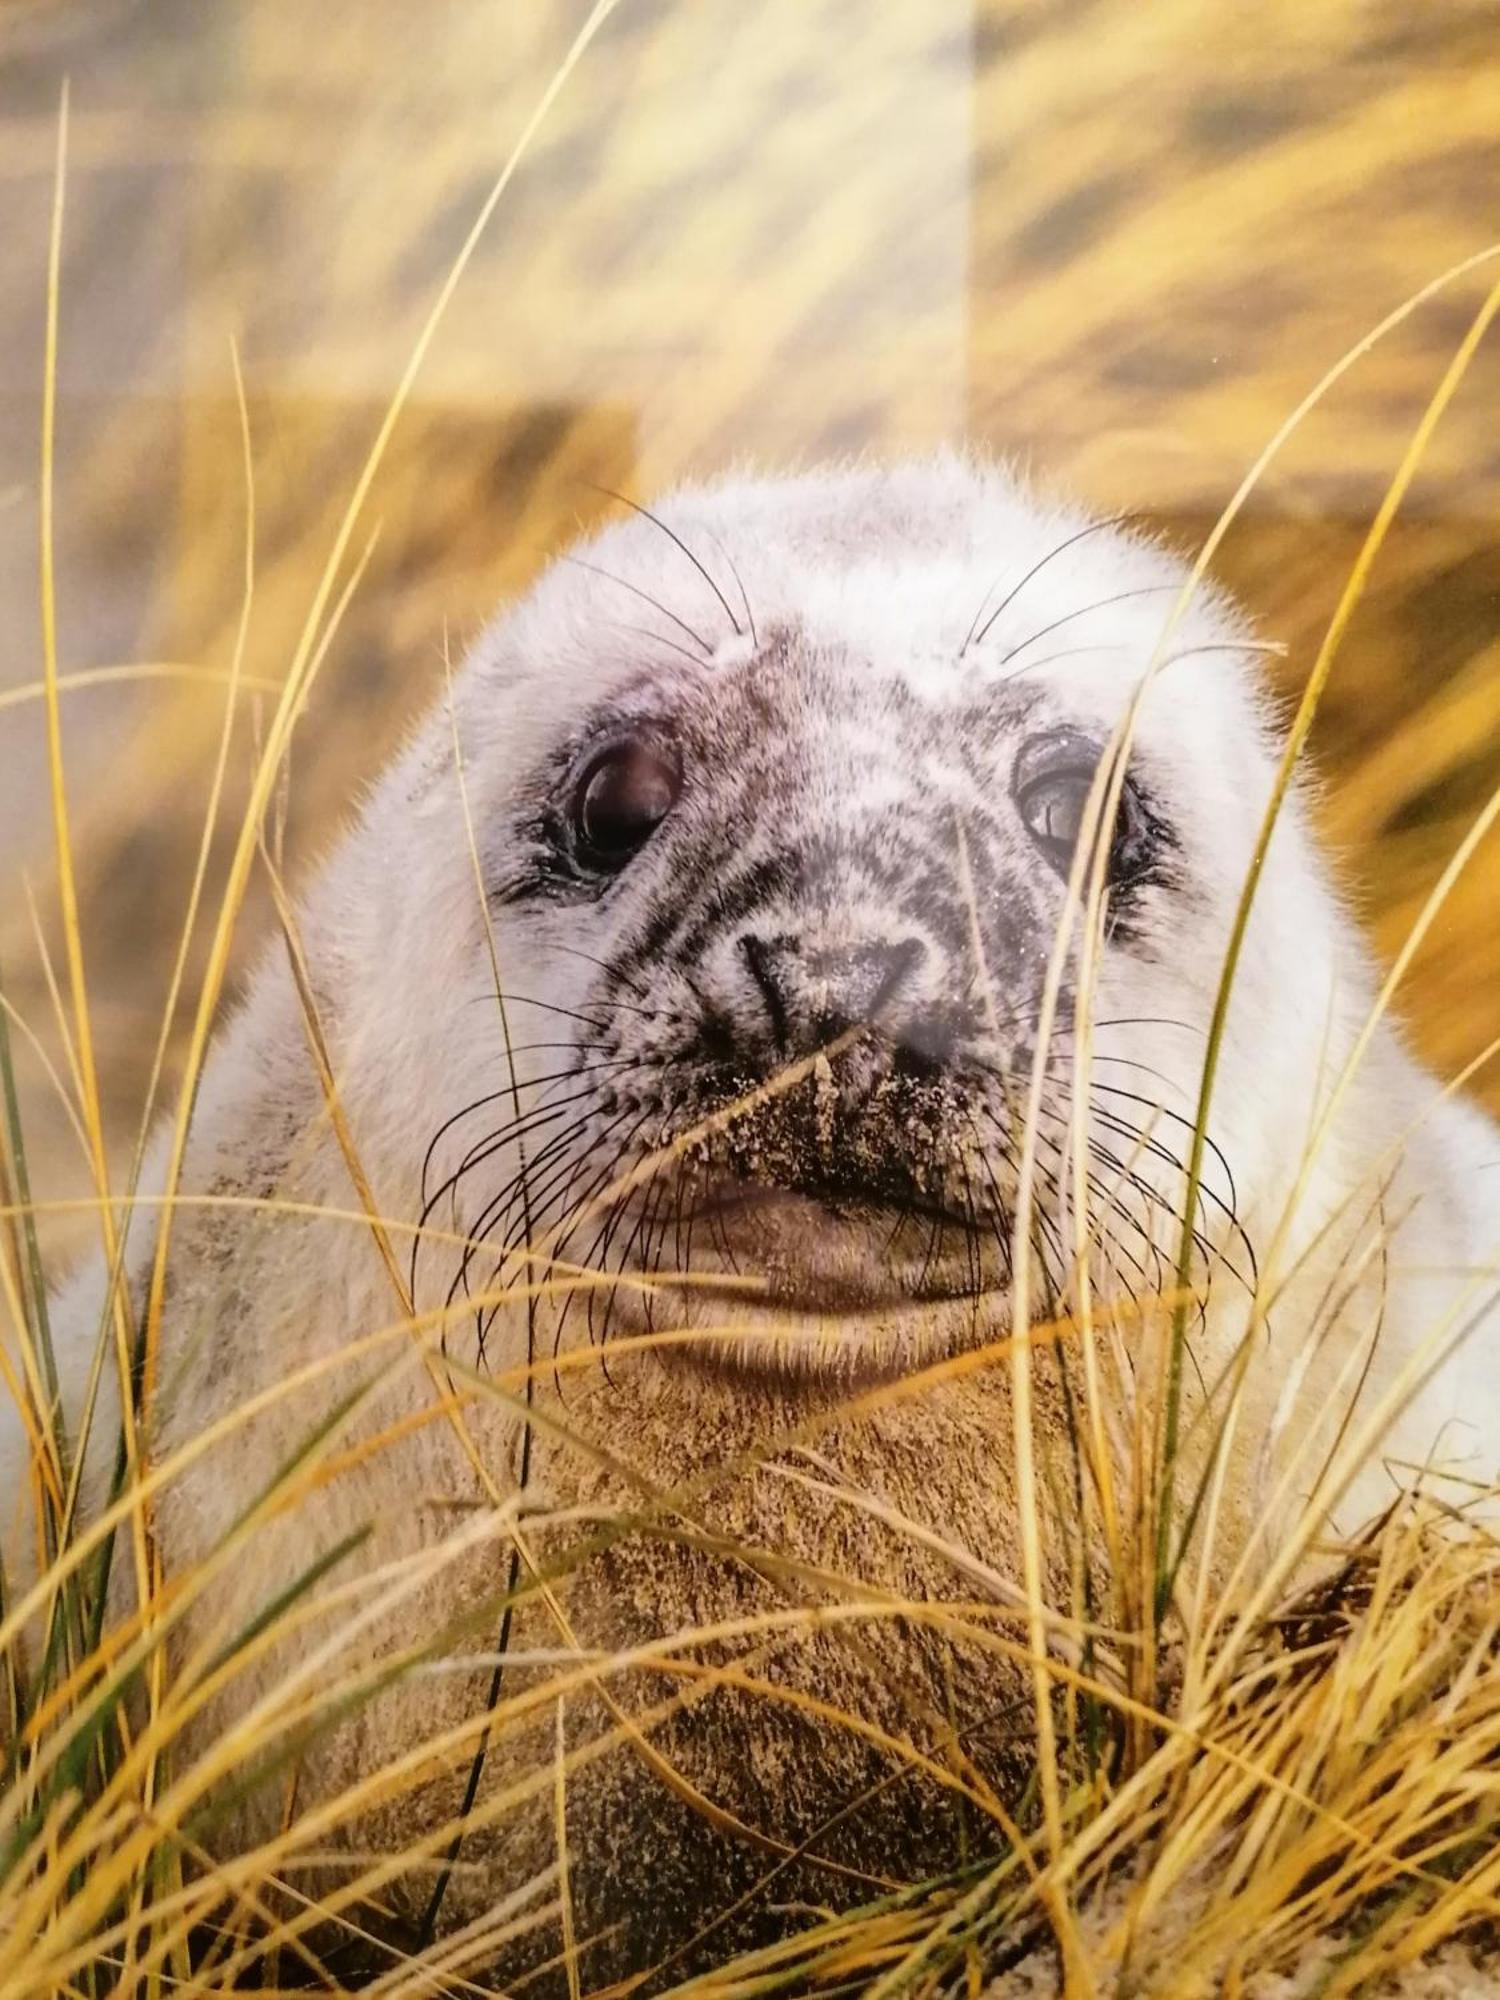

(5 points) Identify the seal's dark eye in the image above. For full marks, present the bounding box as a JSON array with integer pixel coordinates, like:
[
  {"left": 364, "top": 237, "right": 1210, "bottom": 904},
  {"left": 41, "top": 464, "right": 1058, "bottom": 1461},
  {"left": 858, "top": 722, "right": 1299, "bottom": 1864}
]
[
  {"left": 1019, "top": 770, "right": 1092, "bottom": 855},
  {"left": 1013, "top": 730, "right": 1155, "bottom": 887},
  {"left": 571, "top": 735, "right": 681, "bottom": 870}
]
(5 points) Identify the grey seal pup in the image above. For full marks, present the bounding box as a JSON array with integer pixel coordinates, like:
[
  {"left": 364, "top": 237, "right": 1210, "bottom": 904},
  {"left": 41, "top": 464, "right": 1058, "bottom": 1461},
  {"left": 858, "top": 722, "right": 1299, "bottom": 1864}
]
[{"left": 3, "top": 456, "right": 1496, "bottom": 1981}]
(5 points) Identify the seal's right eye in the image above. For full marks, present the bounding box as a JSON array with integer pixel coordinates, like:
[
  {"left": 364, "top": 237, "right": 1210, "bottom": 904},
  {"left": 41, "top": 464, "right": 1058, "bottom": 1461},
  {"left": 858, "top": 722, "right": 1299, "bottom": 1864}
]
[
  {"left": 1013, "top": 728, "right": 1156, "bottom": 889},
  {"left": 570, "top": 733, "right": 682, "bottom": 872}
]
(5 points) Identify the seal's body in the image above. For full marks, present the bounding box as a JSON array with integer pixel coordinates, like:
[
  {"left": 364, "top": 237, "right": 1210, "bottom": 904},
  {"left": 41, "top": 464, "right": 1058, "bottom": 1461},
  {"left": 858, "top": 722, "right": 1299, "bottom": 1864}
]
[{"left": 5, "top": 458, "right": 1498, "bottom": 1976}]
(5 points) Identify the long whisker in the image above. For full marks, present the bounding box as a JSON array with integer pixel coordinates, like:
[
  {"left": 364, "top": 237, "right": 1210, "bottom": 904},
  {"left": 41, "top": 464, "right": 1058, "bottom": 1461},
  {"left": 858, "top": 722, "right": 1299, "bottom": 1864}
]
[
  {"left": 998, "top": 584, "right": 1183, "bottom": 673},
  {"left": 1042, "top": 1081, "right": 1258, "bottom": 1293},
  {"left": 412, "top": 1091, "right": 609, "bottom": 1303},
  {"left": 548, "top": 1107, "right": 663, "bottom": 1360},
  {"left": 1018, "top": 1061, "right": 1238, "bottom": 1231},
  {"left": 957, "top": 1153, "right": 983, "bottom": 1320},
  {"left": 453, "top": 986, "right": 631, "bottom": 1032},
  {"left": 601, "top": 616, "right": 714, "bottom": 670},
  {"left": 962, "top": 1112, "right": 1017, "bottom": 1295},
  {"left": 475, "top": 1123, "right": 645, "bottom": 1361},
  {"left": 1049, "top": 1111, "right": 1253, "bottom": 1313},
  {"left": 1019, "top": 1113, "right": 1170, "bottom": 1296},
  {"left": 1091, "top": 1015, "right": 1208, "bottom": 1037},
  {"left": 469, "top": 1093, "right": 644, "bottom": 1269},
  {"left": 459, "top": 983, "right": 671, "bottom": 1027},
  {"left": 563, "top": 553, "right": 712, "bottom": 655},
  {"left": 441, "top": 1111, "right": 605, "bottom": 1322},
  {"left": 436, "top": 1095, "right": 616, "bottom": 1290},
  {"left": 1077, "top": 1079, "right": 1244, "bottom": 1239},
  {"left": 1000, "top": 637, "right": 1288, "bottom": 683},
  {"left": 601, "top": 1172, "right": 674, "bottom": 1362},
  {"left": 549, "top": 940, "right": 683, "bottom": 1009},
  {"left": 474, "top": 1115, "right": 626, "bottom": 1280},
  {"left": 970, "top": 1099, "right": 1170, "bottom": 1314},
  {"left": 584, "top": 1179, "right": 656, "bottom": 1356},
  {"left": 420, "top": 1056, "right": 631, "bottom": 1207},
  {"left": 963, "top": 512, "right": 1135, "bottom": 656},
  {"left": 445, "top": 1081, "right": 619, "bottom": 1195},
  {"left": 588, "top": 483, "right": 744, "bottom": 638},
  {"left": 703, "top": 527, "right": 758, "bottom": 648}
]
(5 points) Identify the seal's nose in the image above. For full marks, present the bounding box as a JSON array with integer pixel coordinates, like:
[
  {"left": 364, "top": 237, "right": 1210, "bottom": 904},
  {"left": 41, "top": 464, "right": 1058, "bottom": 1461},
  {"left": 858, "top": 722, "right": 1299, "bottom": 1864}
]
[{"left": 738, "top": 932, "right": 927, "bottom": 1056}]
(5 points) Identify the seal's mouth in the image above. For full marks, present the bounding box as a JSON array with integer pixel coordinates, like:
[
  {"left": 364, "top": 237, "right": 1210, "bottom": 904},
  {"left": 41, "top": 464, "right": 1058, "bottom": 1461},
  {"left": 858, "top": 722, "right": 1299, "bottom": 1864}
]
[
  {"left": 683, "top": 1179, "right": 996, "bottom": 1313},
  {"left": 544, "top": 1070, "right": 1021, "bottom": 1376}
]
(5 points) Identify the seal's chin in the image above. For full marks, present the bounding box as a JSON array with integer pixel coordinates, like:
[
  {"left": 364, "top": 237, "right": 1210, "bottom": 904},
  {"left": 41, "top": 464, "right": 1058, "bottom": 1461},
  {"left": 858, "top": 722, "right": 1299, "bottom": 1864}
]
[{"left": 608, "top": 1178, "right": 1010, "bottom": 1383}]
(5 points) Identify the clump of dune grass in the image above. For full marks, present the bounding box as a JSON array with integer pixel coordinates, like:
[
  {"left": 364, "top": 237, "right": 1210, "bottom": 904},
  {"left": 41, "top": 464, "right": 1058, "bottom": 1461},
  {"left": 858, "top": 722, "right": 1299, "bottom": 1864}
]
[
  {"left": 644, "top": 1495, "right": 1500, "bottom": 1998},
  {"left": 4, "top": 27, "right": 1500, "bottom": 1998}
]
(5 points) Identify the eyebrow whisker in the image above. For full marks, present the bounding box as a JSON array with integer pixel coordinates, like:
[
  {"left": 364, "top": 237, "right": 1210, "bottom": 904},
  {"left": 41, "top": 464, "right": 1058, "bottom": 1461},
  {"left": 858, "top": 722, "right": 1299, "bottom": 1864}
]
[
  {"left": 563, "top": 554, "right": 713, "bottom": 656},
  {"left": 962, "top": 511, "right": 1136, "bottom": 658},
  {"left": 587, "top": 483, "right": 745, "bottom": 639},
  {"left": 998, "top": 584, "right": 1183, "bottom": 675}
]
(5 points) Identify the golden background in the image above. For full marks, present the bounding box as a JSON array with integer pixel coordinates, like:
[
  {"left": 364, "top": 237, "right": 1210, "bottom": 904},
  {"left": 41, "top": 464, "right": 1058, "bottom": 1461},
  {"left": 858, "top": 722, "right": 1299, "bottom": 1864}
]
[{"left": 2, "top": 0, "right": 1498, "bottom": 1217}]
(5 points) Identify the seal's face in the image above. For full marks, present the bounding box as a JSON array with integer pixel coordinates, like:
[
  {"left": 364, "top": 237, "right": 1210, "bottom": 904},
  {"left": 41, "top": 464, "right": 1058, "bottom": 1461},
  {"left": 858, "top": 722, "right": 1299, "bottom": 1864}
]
[
  {"left": 494, "top": 638, "right": 1183, "bottom": 1372},
  {"left": 418, "top": 459, "right": 1299, "bottom": 1382}
]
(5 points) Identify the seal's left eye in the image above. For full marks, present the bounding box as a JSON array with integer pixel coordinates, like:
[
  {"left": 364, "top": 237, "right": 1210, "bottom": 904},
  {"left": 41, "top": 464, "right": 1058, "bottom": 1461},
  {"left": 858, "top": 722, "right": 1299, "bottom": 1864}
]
[{"left": 571, "top": 735, "right": 681, "bottom": 870}]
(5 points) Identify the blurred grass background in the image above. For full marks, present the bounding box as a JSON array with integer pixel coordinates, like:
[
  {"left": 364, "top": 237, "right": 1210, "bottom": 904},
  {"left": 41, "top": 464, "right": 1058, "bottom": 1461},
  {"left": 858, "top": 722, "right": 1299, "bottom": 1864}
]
[{"left": 1, "top": 0, "right": 1498, "bottom": 1242}]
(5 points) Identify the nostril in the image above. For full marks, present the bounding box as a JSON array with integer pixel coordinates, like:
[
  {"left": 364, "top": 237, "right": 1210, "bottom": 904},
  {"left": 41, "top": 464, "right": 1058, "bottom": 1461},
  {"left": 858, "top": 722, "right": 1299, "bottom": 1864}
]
[
  {"left": 740, "top": 932, "right": 793, "bottom": 1050},
  {"left": 894, "top": 1006, "right": 955, "bottom": 1074},
  {"left": 739, "top": 931, "right": 928, "bottom": 1054},
  {"left": 861, "top": 936, "right": 926, "bottom": 1022}
]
